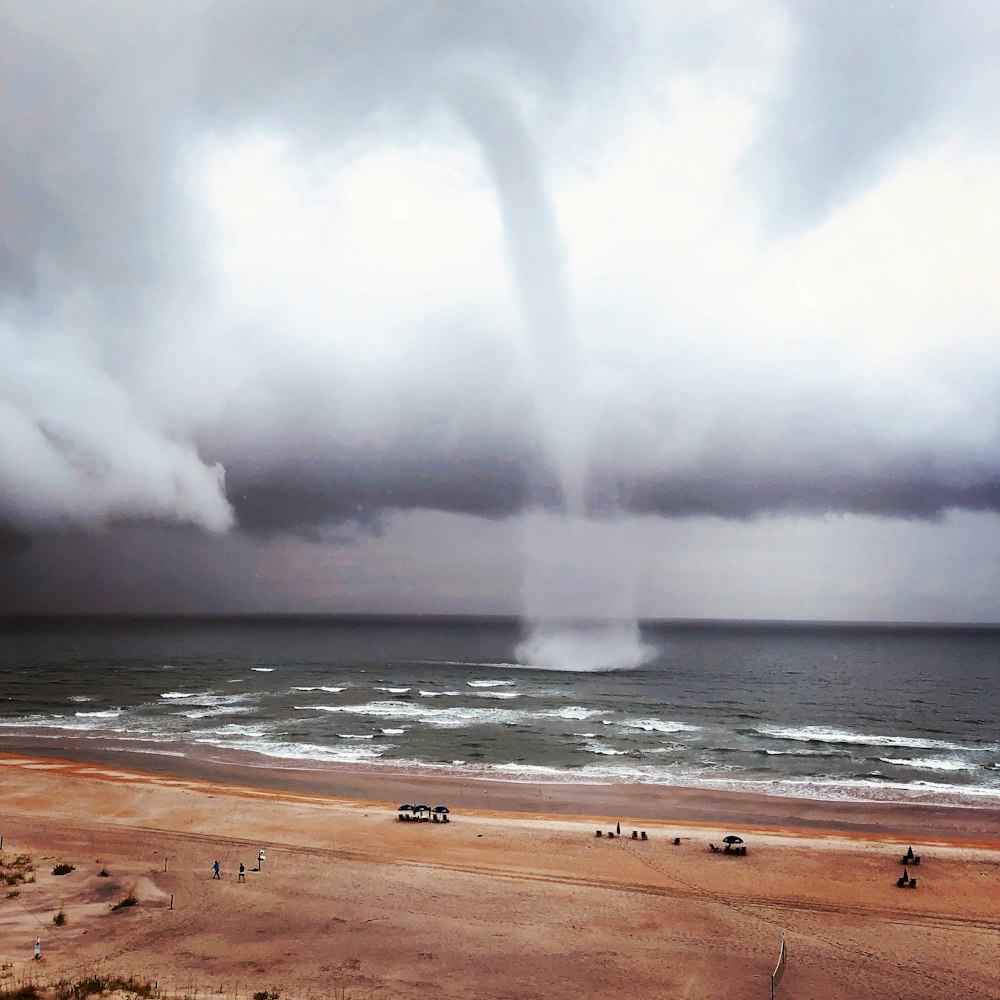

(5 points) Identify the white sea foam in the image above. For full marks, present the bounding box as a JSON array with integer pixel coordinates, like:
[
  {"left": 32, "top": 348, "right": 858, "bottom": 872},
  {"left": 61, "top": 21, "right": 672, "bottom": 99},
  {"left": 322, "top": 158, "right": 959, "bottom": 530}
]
[
  {"left": 178, "top": 706, "right": 255, "bottom": 720},
  {"left": 756, "top": 724, "right": 972, "bottom": 753},
  {"left": 489, "top": 762, "right": 569, "bottom": 777},
  {"left": 159, "top": 691, "right": 256, "bottom": 708},
  {"left": 473, "top": 691, "right": 520, "bottom": 700},
  {"left": 291, "top": 686, "right": 346, "bottom": 693},
  {"left": 337, "top": 733, "right": 375, "bottom": 740},
  {"left": 306, "top": 699, "right": 524, "bottom": 728},
  {"left": 191, "top": 722, "right": 271, "bottom": 738},
  {"left": 620, "top": 718, "right": 699, "bottom": 734},
  {"left": 541, "top": 706, "right": 605, "bottom": 721},
  {"left": 466, "top": 680, "right": 515, "bottom": 688},
  {"left": 418, "top": 690, "right": 461, "bottom": 697},
  {"left": 1, "top": 714, "right": 113, "bottom": 732},
  {"left": 579, "top": 741, "right": 628, "bottom": 756},
  {"left": 251, "top": 667, "right": 274, "bottom": 672},
  {"left": 380, "top": 728, "right": 406, "bottom": 735},
  {"left": 74, "top": 710, "right": 122, "bottom": 718},
  {"left": 375, "top": 687, "right": 411, "bottom": 694},
  {"left": 68, "top": 695, "right": 95, "bottom": 703},
  {"left": 197, "top": 736, "right": 390, "bottom": 763},
  {"left": 878, "top": 756, "right": 975, "bottom": 772}
]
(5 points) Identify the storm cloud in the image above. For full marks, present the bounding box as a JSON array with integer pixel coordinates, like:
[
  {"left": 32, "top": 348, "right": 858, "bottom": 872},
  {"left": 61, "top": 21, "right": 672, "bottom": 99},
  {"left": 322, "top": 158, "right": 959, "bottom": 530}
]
[{"left": 2, "top": 0, "right": 1000, "bottom": 616}]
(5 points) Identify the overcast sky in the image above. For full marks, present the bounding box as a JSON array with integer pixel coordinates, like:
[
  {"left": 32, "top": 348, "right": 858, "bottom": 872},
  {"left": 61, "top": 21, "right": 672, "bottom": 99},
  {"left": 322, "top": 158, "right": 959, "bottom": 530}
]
[{"left": 2, "top": 0, "right": 1000, "bottom": 621}]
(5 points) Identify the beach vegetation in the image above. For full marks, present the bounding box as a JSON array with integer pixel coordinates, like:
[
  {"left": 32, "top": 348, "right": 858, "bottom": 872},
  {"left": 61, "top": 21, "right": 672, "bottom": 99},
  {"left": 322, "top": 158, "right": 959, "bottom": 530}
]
[
  {"left": 0, "top": 985, "right": 40, "bottom": 1000},
  {"left": 52, "top": 864, "right": 75, "bottom": 876},
  {"left": 253, "top": 991, "right": 279, "bottom": 1000},
  {"left": 55, "top": 974, "right": 153, "bottom": 1000},
  {"left": 97, "top": 868, "right": 110, "bottom": 878},
  {"left": 53, "top": 909, "right": 67, "bottom": 926},
  {"left": 1, "top": 855, "right": 35, "bottom": 887},
  {"left": 6, "top": 890, "right": 20, "bottom": 898},
  {"left": 111, "top": 884, "right": 139, "bottom": 911}
]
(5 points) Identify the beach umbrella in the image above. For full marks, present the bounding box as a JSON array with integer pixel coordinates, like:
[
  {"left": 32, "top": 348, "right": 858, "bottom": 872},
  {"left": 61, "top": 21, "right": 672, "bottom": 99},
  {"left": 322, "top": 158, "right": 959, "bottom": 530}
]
[
  {"left": 432, "top": 806, "right": 450, "bottom": 814},
  {"left": 414, "top": 804, "right": 430, "bottom": 820},
  {"left": 902, "top": 866, "right": 909, "bottom": 881},
  {"left": 398, "top": 804, "right": 414, "bottom": 811},
  {"left": 723, "top": 835, "right": 744, "bottom": 845}
]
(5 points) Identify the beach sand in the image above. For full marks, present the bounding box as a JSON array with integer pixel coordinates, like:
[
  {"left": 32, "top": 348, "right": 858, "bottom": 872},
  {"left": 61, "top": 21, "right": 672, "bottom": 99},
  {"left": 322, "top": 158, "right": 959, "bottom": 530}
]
[{"left": 1, "top": 751, "right": 998, "bottom": 1000}]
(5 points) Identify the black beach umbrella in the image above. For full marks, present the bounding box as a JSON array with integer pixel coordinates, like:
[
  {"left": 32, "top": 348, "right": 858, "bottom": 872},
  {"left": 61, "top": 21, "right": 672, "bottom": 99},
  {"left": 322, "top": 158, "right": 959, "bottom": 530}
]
[
  {"left": 902, "top": 866, "right": 909, "bottom": 881},
  {"left": 723, "top": 835, "right": 744, "bottom": 845},
  {"left": 398, "top": 804, "right": 414, "bottom": 811},
  {"left": 432, "top": 806, "right": 450, "bottom": 814}
]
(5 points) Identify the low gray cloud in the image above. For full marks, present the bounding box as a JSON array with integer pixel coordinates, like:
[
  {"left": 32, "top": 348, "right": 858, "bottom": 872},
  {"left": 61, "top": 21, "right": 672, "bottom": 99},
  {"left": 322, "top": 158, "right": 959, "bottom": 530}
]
[{"left": 2, "top": 0, "right": 1000, "bottom": 594}]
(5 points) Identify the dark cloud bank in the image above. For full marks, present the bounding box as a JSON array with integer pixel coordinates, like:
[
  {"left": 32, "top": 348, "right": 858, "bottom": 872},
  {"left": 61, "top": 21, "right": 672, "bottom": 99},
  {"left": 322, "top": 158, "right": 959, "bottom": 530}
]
[{"left": 2, "top": 0, "right": 1000, "bottom": 588}]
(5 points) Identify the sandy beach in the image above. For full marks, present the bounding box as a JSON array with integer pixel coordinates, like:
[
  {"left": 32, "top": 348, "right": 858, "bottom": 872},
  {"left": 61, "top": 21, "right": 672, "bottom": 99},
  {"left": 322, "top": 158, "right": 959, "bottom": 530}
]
[{"left": 1, "top": 751, "right": 999, "bottom": 1000}]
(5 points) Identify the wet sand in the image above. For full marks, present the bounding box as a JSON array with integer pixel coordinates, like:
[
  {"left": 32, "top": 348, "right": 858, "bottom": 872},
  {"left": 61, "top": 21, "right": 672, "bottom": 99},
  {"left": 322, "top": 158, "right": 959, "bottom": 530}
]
[{"left": 1, "top": 751, "right": 999, "bottom": 999}]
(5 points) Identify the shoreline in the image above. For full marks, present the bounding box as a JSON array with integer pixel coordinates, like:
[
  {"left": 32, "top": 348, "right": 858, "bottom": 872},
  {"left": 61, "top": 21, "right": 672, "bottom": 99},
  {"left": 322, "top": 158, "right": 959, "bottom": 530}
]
[
  {"left": 3, "top": 749, "right": 999, "bottom": 999},
  {"left": 4, "top": 742, "right": 1000, "bottom": 844}
]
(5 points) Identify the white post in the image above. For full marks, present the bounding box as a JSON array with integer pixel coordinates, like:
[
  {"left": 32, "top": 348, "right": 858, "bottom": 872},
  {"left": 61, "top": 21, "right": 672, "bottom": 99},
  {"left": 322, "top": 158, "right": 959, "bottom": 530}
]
[{"left": 34, "top": 936, "right": 41, "bottom": 960}]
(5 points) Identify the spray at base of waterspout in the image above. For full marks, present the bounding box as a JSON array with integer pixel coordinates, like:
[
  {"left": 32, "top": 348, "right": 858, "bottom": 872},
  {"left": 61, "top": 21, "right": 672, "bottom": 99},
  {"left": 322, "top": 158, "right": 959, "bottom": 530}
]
[{"left": 515, "top": 620, "right": 656, "bottom": 672}]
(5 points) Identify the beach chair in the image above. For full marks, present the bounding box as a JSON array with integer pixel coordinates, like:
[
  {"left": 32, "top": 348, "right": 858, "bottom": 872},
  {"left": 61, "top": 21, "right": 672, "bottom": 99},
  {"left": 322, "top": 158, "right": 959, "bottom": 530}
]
[
  {"left": 908, "top": 878, "right": 917, "bottom": 888},
  {"left": 641, "top": 832, "right": 648, "bottom": 841},
  {"left": 896, "top": 876, "right": 908, "bottom": 887},
  {"left": 631, "top": 830, "right": 638, "bottom": 839},
  {"left": 709, "top": 843, "right": 720, "bottom": 853},
  {"left": 596, "top": 830, "right": 602, "bottom": 837},
  {"left": 673, "top": 837, "right": 681, "bottom": 845}
]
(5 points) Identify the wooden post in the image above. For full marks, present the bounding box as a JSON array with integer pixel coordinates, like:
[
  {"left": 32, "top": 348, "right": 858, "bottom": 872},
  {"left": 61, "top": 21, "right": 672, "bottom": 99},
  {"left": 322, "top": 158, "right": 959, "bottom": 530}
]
[{"left": 169, "top": 894, "right": 174, "bottom": 910}]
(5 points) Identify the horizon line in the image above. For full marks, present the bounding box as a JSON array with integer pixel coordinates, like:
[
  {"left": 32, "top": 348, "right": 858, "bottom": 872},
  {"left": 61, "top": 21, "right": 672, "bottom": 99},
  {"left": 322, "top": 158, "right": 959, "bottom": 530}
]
[{"left": 2, "top": 612, "right": 999, "bottom": 631}]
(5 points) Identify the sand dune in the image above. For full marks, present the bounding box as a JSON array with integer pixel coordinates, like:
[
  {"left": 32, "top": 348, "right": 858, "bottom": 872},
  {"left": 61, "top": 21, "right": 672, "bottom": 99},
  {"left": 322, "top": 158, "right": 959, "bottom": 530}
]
[{"left": 1, "top": 753, "right": 998, "bottom": 999}]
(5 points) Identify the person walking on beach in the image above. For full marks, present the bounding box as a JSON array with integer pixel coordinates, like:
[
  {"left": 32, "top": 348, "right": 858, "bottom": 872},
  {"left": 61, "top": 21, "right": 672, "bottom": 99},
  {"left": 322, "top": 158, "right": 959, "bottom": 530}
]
[
  {"left": 212, "top": 860, "right": 221, "bottom": 879},
  {"left": 238, "top": 863, "right": 245, "bottom": 882}
]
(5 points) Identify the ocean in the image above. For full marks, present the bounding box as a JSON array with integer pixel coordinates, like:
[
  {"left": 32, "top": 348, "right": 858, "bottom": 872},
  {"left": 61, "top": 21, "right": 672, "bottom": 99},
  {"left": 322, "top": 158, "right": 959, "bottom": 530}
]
[{"left": 1, "top": 616, "right": 998, "bottom": 807}]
